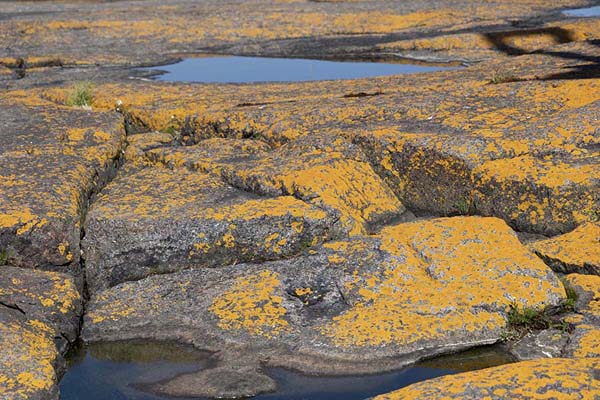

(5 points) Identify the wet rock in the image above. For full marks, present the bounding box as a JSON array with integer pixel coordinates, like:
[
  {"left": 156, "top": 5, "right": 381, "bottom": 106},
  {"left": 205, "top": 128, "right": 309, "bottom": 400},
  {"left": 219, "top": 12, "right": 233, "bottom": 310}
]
[
  {"left": 374, "top": 358, "right": 600, "bottom": 399},
  {"left": 82, "top": 165, "right": 337, "bottom": 294},
  {"left": 149, "top": 365, "right": 277, "bottom": 399},
  {"left": 531, "top": 222, "right": 600, "bottom": 275},
  {"left": 509, "top": 329, "right": 568, "bottom": 360},
  {"left": 84, "top": 216, "right": 564, "bottom": 389}
]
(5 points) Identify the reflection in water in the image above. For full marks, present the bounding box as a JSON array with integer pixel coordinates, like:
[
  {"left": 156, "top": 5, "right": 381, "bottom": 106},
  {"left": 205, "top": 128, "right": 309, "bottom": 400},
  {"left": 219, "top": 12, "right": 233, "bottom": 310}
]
[
  {"left": 143, "top": 56, "right": 459, "bottom": 84},
  {"left": 563, "top": 6, "right": 600, "bottom": 17},
  {"left": 60, "top": 341, "right": 515, "bottom": 400}
]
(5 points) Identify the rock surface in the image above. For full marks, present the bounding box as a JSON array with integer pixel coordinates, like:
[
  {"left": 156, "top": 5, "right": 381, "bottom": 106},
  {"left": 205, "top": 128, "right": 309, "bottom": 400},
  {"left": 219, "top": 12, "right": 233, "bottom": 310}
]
[
  {"left": 82, "top": 165, "right": 338, "bottom": 294},
  {"left": 83, "top": 216, "right": 565, "bottom": 395},
  {"left": 374, "top": 358, "right": 600, "bottom": 399},
  {"left": 532, "top": 222, "right": 600, "bottom": 275},
  {"left": 0, "top": 0, "right": 599, "bottom": 398},
  {"left": 0, "top": 268, "right": 82, "bottom": 400}
]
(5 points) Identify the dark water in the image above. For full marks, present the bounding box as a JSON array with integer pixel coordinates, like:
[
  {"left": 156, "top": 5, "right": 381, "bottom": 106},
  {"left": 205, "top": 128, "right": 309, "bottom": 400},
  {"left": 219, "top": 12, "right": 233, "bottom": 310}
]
[
  {"left": 59, "top": 341, "right": 515, "bottom": 400},
  {"left": 143, "top": 56, "right": 457, "bottom": 83},
  {"left": 563, "top": 5, "right": 600, "bottom": 17}
]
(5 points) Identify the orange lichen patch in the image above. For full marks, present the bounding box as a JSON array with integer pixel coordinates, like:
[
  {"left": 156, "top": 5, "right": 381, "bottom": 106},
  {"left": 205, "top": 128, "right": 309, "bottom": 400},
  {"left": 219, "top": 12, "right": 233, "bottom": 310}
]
[
  {"left": 209, "top": 270, "right": 289, "bottom": 338},
  {"left": 322, "top": 217, "right": 565, "bottom": 347},
  {"left": 531, "top": 222, "right": 600, "bottom": 274},
  {"left": 0, "top": 208, "right": 48, "bottom": 236},
  {"left": 86, "top": 299, "right": 136, "bottom": 324},
  {"left": 374, "top": 358, "right": 600, "bottom": 399},
  {"left": 0, "top": 319, "right": 57, "bottom": 399},
  {"left": 141, "top": 137, "right": 270, "bottom": 170},
  {"left": 571, "top": 325, "right": 600, "bottom": 357},
  {"left": 0, "top": 268, "right": 80, "bottom": 315},
  {"left": 563, "top": 274, "right": 600, "bottom": 318},
  {"left": 204, "top": 196, "right": 328, "bottom": 223},
  {"left": 472, "top": 151, "right": 599, "bottom": 234},
  {"left": 225, "top": 148, "right": 404, "bottom": 235}
]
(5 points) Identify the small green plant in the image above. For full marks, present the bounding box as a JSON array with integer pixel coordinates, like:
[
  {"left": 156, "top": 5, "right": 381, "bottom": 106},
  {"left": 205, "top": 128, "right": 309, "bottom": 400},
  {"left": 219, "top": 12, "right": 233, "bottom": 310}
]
[
  {"left": 299, "top": 238, "right": 315, "bottom": 250},
  {"left": 561, "top": 278, "right": 578, "bottom": 311},
  {"left": 489, "top": 71, "right": 519, "bottom": 84},
  {"left": 66, "top": 81, "right": 94, "bottom": 107},
  {"left": 0, "top": 249, "right": 8, "bottom": 266},
  {"left": 501, "top": 299, "right": 576, "bottom": 342},
  {"left": 454, "top": 196, "right": 475, "bottom": 215}
]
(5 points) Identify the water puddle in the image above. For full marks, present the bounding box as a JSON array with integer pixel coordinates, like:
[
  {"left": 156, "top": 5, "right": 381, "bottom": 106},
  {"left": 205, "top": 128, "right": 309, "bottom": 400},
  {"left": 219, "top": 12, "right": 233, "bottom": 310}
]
[
  {"left": 563, "top": 5, "right": 600, "bottom": 17},
  {"left": 142, "top": 56, "right": 458, "bottom": 83},
  {"left": 60, "top": 341, "right": 515, "bottom": 400}
]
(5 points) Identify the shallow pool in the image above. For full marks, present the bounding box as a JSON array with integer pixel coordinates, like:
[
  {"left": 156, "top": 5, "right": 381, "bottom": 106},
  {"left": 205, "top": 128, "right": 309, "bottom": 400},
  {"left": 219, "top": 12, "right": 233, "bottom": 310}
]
[
  {"left": 59, "top": 341, "right": 515, "bottom": 400},
  {"left": 142, "top": 56, "right": 458, "bottom": 83},
  {"left": 563, "top": 5, "right": 600, "bottom": 17}
]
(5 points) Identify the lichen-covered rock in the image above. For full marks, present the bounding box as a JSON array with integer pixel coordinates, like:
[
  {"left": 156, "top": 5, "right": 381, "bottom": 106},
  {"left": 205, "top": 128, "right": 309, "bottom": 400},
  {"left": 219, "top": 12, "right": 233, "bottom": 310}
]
[
  {"left": 84, "top": 216, "right": 564, "bottom": 397},
  {"left": 0, "top": 267, "right": 82, "bottom": 344},
  {"left": 0, "top": 310, "right": 60, "bottom": 400},
  {"left": 531, "top": 222, "right": 600, "bottom": 275},
  {"left": 374, "top": 358, "right": 600, "bottom": 399},
  {"left": 563, "top": 273, "right": 600, "bottom": 323},
  {"left": 82, "top": 165, "right": 337, "bottom": 294},
  {"left": 0, "top": 92, "right": 125, "bottom": 279},
  {"left": 472, "top": 152, "right": 600, "bottom": 235},
  {"left": 143, "top": 134, "right": 405, "bottom": 235}
]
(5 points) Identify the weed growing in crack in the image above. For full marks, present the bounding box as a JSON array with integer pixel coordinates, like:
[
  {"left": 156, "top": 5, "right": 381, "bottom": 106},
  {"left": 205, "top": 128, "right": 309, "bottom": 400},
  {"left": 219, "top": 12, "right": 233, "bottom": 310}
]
[
  {"left": 501, "top": 298, "right": 576, "bottom": 342},
  {"left": 66, "top": 81, "right": 94, "bottom": 108},
  {"left": 489, "top": 71, "right": 520, "bottom": 84},
  {"left": 454, "top": 196, "right": 475, "bottom": 215},
  {"left": 0, "top": 249, "right": 8, "bottom": 266}
]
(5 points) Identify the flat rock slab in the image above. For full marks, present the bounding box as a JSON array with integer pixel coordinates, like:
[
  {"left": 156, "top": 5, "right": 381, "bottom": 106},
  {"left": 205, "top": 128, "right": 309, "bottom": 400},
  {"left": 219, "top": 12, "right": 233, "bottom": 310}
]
[
  {"left": 532, "top": 222, "right": 600, "bottom": 275},
  {"left": 82, "top": 165, "right": 337, "bottom": 294},
  {"left": 84, "top": 216, "right": 564, "bottom": 396},
  {"left": 1, "top": 0, "right": 589, "bottom": 68},
  {"left": 0, "top": 92, "right": 125, "bottom": 278},
  {"left": 45, "top": 41, "right": 600, "bottom": 235},
  {"left": 374, "top": 358, "right": 600, "bottom": 399},
  {"left": 141, "top": 135, "right": 405, "bottom": 236}
]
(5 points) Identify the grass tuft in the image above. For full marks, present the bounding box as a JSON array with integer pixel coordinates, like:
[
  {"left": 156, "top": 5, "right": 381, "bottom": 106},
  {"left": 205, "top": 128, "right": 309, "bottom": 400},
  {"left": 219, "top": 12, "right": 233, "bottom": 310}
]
[
  {"left": 66, "top": 81, "right": 94, "bottom": 107},
  {"left": 0, "top": 249, "right": 8, "bottom": 266},
  {"left": 489, "top": 71, "right": 520, "bottom": 84}
]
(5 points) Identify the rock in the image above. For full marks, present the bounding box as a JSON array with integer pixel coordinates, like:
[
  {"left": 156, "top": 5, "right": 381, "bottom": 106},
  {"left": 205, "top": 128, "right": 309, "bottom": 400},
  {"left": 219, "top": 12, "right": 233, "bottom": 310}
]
[
  {"left": 84, "top": 216, "right": 564, "bottom": 396},
  {"left": 0, "top": 309, "right": 60, "bottom": 400},
  {"left": 0, "top": 266, "right": 82, "bottom": 344},
  {"left": 564, "top": 325, "right": 600, "bottom": 358},
  {"left": 0, "top": 92, "right": 125, "bottom": 279},
  {"left": 82, "top": 165, "right": 337, "bottom": 294},
  {"left": 374, "top": 358, "right": 600, "bottom": 399},
  {"left": 148, "top": 365, "right": 277, "bottom": 399},
  {"left": 563, "top": 273, "right": 600, "bottom": 323},
  {"left": 472, "top": 151, "right": 600, "bottom": 236},
  {"left": 531, "top": 222, "right": 600, "bottom": 275},
  {"left": 145, "top": 134, "right": 405, "bottom": 235},
  {"left": 509, "top": 329, "right": 568, "bottom": 361},
  {"left": 560, "top": 274, "right": 600, "bottom": 358},
  {"left": 0, "top": 267, "right": 82, "bottom": 400}
]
